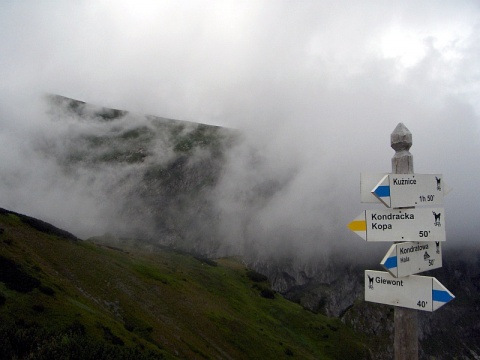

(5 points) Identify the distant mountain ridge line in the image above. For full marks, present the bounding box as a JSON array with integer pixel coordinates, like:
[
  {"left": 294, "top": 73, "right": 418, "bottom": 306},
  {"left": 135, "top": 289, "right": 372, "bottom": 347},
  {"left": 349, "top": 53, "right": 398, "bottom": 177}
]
[
  {"left": 0, "top": 207, "right": 78, "bottom": 240},
  {"left": 47, "top": 93, "right": 225, "bottom": 128}
]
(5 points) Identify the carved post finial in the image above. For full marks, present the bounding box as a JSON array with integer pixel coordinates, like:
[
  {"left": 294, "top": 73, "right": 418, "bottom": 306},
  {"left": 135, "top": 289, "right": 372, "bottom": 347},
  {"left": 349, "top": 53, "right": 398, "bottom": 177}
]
[
  {"left": 391, "top": 123, "right": 413, "bottom": 174},
  {"left": 391, "top": 123, "right": 412, "bottom": 152}
]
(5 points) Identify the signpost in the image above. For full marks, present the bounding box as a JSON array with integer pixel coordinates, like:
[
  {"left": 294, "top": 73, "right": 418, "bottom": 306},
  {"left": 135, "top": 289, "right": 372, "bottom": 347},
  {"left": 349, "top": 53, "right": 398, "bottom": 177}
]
[
  {"left": 347, "top": 123, "right": 454, "bottom": 360},
  {"left": 348, "top": 208, "right": 446, "bottom": 242},
  {"left": 361, "top": 173, "right": 451, "bottom": 205},
  {"left": 381, "top": 241, "right": 442, "bottom": 278},
  {"left": 371, "top": 173, "right": 444, "bottom": 208},
  {"left": 365, "top": 270, "right": 454, "bottom": 312}
]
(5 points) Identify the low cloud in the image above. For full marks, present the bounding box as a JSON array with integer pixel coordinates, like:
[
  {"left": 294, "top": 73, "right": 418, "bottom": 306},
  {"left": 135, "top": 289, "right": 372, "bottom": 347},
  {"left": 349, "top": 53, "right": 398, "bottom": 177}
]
[{"left": 0, "top": 1, "right": 479, "bottom": 262}]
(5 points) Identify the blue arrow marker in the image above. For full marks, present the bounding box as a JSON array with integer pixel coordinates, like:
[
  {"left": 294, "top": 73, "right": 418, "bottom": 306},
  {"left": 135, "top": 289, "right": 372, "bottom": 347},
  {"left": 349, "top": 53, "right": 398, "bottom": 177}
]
[
  {"left": 383, "top": 256, "right": 397, "bottom": 269},
  {"left": 371, "top": 174, "right": 391, "bottom": 207},
  {"left": 373, "top": 185, "right": 390, "bottom": 197},
  {"left": 432, "top": 289, "right": 454, "bottom": 303},
  {"left": 380, "top": 244, "right": 399, "bottom": 277},
  {"left": 432, "top": 278, "right": 455, "bottom": 311}
]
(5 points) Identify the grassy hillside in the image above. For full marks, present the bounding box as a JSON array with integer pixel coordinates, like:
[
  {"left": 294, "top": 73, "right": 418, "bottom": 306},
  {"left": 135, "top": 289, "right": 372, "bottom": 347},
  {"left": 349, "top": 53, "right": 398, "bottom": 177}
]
[{"left": 0, "top": 208, "right": 371, "bottom": 359}]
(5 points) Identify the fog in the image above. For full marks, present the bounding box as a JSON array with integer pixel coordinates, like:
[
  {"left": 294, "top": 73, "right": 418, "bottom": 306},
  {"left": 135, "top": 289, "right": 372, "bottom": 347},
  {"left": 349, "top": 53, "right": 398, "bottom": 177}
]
[{"left": 1, "top": 1, "right": 479, "bottom": 262}]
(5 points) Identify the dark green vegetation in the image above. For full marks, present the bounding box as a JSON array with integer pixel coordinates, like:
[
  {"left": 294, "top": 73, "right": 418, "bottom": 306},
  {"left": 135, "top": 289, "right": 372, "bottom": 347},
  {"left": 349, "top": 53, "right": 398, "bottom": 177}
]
[
  {"left": 49, "top": 94, "right": 231, "bottom": 168},
  {"left": 0, "top": 209, "right": 371, "bottom": 359}
]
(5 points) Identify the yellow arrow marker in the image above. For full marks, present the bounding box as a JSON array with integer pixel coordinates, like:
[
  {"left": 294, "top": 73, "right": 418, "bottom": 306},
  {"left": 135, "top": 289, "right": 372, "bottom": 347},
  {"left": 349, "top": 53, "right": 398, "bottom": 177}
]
[
  {"left": 347, "top": 212, "right": 367, "bottom": 240},
  {"left": 347, "top": 220, "right": 366, "bottom": 231}
]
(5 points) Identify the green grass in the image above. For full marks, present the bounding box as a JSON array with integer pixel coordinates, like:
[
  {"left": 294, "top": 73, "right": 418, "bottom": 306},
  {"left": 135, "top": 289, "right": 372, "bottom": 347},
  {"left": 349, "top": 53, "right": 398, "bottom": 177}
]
[{"left": 0, "top": 211, "right": 370, "bottom": 359}]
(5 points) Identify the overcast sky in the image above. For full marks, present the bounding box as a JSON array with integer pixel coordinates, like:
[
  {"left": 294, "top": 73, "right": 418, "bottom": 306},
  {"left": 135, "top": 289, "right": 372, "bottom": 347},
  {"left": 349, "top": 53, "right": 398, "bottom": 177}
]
[{"left": 1, "top": 1, "right": 479, "bottom": 254}]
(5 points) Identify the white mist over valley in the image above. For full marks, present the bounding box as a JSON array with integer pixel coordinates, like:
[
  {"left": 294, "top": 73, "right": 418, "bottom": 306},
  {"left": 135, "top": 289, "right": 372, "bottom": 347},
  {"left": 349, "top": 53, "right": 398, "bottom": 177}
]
[{"left": 1, "top": 1, "right": 480, "bottom": 260}]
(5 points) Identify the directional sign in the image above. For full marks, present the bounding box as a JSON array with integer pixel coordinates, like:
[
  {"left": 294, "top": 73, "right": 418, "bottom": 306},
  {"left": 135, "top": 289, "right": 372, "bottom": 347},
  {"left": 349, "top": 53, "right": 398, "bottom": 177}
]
[
  {"left": 365, "top": 270, "right": 454, "bottom": 312},
  {"left": 347, "top": 207, "right": 446, "bottom": 242},
  {"left": 381, "top": 241, "right": 443, "bottom": 277},
  {"left": 372, "top": 173, "right": 444, "bottom": 208}
]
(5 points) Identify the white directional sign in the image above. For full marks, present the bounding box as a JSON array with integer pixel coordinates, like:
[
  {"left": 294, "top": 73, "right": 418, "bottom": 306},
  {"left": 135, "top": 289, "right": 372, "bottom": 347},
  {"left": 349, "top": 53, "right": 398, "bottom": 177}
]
[
  {"left": 365, "top": 270, "right": 454, "bottom": 312},
  {"left": 381, "top": 241, "right": 443, "bottom": 277},
  {"left": 372, "top": 173, "right": 444, "bottom": 208},
  {"left": 348, "top": 207, "right": 446, "bottom": 242}
]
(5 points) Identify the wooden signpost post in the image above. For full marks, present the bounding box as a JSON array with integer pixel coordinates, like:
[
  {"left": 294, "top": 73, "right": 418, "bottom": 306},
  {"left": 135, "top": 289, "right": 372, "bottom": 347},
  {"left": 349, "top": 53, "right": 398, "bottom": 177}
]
[{"left": 348, "top": 123, "right": 454, "bottom": 360}]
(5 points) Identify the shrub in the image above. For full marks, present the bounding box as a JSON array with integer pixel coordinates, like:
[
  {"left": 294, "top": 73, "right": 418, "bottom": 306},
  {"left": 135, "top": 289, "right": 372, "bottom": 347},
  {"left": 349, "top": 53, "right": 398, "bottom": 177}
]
[
  {"left": 0, "top": 319, "right": 163, "bottom": 359},
  {"left": 66, "top": 320, "right": 86, "bottom": 336},
  {"left": 32, "top": 304, "right": 45, "bottom": 312},
  {"left": 39, "top": 285, "right": 55, "bottom": 296},
  {"left": 102, "top": 326, "right": 124, "bottom": 346},
  {"left": 246, "top": 270, "right": 268, "bottom": 283},
  {"left": 260, "top": 288, "right": 276, "bottom": 299},
  {"left": 194, "top": 256, "right": 217, "bottom": 267},
  {"left": 0, "top": 255, "right": 40, "bottom": 293}
]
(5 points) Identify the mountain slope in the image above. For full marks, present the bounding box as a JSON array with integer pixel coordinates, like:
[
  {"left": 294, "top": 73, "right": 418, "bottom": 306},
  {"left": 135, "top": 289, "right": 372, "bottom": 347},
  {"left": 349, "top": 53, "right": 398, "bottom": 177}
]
[
  {"left": 39, "top": 94, "right": 238, "bottom": 252},
  {"left": 0, "top": 208, "right": 371, "bottom": 359}
]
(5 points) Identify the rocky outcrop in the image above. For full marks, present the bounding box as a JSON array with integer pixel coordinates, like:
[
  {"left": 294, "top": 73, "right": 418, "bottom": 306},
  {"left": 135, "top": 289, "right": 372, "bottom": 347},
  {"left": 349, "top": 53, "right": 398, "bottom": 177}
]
[{"left": 252, "top": 246, "right": 480, "bottom": 360}]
